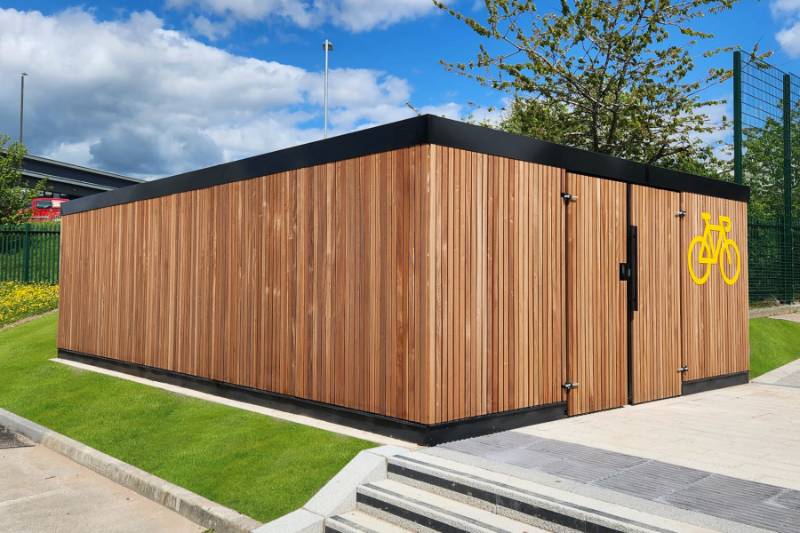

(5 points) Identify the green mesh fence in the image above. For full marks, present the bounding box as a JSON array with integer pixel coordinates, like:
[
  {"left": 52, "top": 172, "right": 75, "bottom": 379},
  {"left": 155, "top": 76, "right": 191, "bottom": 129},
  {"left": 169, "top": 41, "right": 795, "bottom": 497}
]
[
  {"left": 0, "top": 223, "right": 61, "bottom": 284},
  {"left": 735, "top": 52, "right": 799, "bottom": 303}
]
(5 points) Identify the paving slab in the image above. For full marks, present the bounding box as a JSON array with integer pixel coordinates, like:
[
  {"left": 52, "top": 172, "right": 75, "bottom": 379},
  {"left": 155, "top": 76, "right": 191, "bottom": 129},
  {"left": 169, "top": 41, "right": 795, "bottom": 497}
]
[
  {"left": 427, "top": 381, "right": 800, "bottom": 532},
  {"left": 514, "top": 382, "right": 800, "bottom": 489},
  {"left": 435, "top": 433, "right": 800, "bottom": 532},
  {"left": 0, "top": 438, "right": 203, "bottom": 533}
]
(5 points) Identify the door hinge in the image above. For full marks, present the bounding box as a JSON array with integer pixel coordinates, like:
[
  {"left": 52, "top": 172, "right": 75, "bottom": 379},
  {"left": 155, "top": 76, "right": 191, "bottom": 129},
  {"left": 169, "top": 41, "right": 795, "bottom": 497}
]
[
  {"left": 561, "top": 192, "right": 578, "bottom": 203},
  {"left": 562, "top": 382, "right": 580, "bottom": 391},
  {"left": 675, "top": 209, "right": 687, "bottom": 218},
  {"left": 678, "top": 365, "right": 689, "bottom": 373}
]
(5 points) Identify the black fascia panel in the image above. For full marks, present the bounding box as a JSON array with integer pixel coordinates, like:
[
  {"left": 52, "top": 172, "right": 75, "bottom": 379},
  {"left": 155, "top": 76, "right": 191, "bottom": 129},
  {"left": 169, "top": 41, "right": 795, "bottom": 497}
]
[
  {"left": 63, "top": 116, "right": 429, "bottom": 215},
  {"left": 63, "top": 114, "right": 748, "bottom": 215},
  {"left": 426, "top": 116, "right": 749, "bottom": 202}
]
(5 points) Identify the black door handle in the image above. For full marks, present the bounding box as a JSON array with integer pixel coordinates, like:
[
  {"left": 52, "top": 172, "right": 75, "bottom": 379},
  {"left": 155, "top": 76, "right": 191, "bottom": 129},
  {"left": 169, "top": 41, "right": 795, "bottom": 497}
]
[{"left": 629, "top": 225, "right": 638, "bottom": 313}]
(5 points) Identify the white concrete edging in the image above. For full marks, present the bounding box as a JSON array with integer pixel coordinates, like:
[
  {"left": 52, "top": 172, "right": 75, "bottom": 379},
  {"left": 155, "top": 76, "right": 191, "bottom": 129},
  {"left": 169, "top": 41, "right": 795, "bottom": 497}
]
[
  {"left": 0, "top": 408, "right": 262, "bottom": 533},
  {"left": 749, "top": 303, "right": 800, "bottom": 318},
  {"left": 253, "top": 445, "right": 408, "bottom": 533}
]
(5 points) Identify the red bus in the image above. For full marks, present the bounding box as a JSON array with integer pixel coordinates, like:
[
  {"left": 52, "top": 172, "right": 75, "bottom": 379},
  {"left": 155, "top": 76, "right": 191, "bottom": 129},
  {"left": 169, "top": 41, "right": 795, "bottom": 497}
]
[{"left": 31, "top": 197, "right": 70, "bottom": 221}]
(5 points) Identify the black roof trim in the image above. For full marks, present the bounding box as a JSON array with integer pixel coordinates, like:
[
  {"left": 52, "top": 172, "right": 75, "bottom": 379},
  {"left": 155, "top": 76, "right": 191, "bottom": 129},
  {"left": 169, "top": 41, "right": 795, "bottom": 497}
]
[{"left": 63, "top": 115, "right": 748, "bottom": 215}]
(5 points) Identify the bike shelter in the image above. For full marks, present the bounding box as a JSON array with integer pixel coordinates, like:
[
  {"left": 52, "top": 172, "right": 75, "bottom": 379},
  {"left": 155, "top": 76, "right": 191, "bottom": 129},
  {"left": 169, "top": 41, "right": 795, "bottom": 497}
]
[
  {"left": 57, "top": 116, "right": 749, "bottom": 444},
  {"left": 563, "top": 175, "right": 748, "bottom": 416}
]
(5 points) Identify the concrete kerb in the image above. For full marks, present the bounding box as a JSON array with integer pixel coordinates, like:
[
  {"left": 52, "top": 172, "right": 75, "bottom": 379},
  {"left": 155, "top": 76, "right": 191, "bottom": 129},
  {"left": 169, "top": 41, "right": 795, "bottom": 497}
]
[
  {"left": 749, "top": 303, "right": 800, "bottom": 318},
  {"left": 0, "top": 408, "right": 262, "bottom": 533},
  {"left": 253, "top": 445, "right": 409, "bottom": 533}
]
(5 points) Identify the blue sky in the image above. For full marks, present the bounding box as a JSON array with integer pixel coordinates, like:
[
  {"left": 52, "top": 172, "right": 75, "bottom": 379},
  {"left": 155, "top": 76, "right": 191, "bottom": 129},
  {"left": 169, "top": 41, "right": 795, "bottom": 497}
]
[{"left": 0, "top": 0, "right": 798, "bottom": 178}]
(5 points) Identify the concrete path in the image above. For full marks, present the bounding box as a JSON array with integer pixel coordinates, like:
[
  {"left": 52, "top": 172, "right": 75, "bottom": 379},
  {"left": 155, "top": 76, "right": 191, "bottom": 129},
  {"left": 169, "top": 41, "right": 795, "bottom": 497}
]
[
  {"left": 437, "top": 433, "right": 799, "bottom": 532},
  {"left": 516, "top": 381, "right": 800, "bottom": 489},
  {"left": 753, "top": 357, "right": 800, "bottom": 388},
  {"left": 426, "top": 380, "right": 800, "bottom": 532},
  {"left": 0, "top": 428, "right": 202, "bottom": 533},
  {"left": 770, "top": 313, "right": 800, "bottom": 323}
]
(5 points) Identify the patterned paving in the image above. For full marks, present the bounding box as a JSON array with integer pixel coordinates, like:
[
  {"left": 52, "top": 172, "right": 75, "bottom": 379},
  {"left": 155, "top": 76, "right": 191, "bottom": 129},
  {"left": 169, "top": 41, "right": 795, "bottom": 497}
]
[{"left": 441, "top": 433, "right": 800, "bottom": 532}]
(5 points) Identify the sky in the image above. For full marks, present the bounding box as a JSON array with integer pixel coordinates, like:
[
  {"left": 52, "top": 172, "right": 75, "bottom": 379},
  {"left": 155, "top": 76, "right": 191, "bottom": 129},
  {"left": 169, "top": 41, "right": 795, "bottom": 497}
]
[{"left": 0, "top": 0, "right": 798, "bottom": 179}]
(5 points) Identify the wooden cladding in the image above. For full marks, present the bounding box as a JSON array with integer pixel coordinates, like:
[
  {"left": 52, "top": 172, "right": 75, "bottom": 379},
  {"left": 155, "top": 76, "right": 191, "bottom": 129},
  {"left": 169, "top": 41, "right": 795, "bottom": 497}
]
[
  {"left": 59, "top": 144, "right": 749, "bottom": 427},
  {"left": 429, "top": 146, "right": 565, "bottom": 422},
  {"left": 60, "top": 146, "right": 436, "bottom": 423},
  {"left": 630, "top": 186, "right": 683, "bottom": 404},
  {"left": 681, "top": 193, "right": 749, "bottom": 382},
  {"left": 565, "top": 174, "right": 628, "bottom": 416}
]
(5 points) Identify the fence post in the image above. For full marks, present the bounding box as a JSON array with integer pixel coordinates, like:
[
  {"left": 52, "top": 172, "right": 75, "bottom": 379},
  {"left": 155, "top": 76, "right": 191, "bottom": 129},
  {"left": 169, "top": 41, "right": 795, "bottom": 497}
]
[
  {"left": 22, "top": 223, "right": 31, "bottom": 283},
  {"left": 783, "top": 74, "right": 794, "bottom": 303},
  {"left": 734, "top": 51, "right": 743, "bottom": 185}
]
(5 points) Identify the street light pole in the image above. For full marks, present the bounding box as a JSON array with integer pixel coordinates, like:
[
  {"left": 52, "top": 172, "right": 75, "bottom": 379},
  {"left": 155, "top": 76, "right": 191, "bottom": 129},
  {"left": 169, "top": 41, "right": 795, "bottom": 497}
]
[
  {"left": 19, "top": 72, "right": 28, "bottom": 145},
  {"left": 323, "top": 40, "right": 333, "bottom": 139}
]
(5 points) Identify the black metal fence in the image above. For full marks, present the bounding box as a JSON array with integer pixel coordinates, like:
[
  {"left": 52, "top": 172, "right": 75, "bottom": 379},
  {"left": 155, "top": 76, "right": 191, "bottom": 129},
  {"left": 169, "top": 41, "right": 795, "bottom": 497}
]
[
  {"left": 748, "top": 217, "right": 800, "bottom": 304},
  {"left": 734, "top": 52, "right": 800, "bottom": 303},
  {"left": 0, "top": 223, "right": 61, "bottom": 284}
]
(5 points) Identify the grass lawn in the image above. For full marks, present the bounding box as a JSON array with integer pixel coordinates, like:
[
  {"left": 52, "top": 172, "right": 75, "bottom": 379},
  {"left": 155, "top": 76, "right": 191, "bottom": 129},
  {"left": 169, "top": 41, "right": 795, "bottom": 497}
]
[
  {"left": 749, "top": 317, "right": 800, "bottom": 378},
  {"left": 1, "top": 312, "right": 798, "bottom": 523},
  {"left": 0, "top": 313, "right": 374, "bottom": 523}
]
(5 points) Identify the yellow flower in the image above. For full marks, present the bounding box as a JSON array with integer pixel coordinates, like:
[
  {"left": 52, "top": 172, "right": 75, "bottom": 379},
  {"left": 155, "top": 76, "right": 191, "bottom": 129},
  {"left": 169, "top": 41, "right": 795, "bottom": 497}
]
[{"left": 0, "top": 282, "right": 59, "bottom": 326}]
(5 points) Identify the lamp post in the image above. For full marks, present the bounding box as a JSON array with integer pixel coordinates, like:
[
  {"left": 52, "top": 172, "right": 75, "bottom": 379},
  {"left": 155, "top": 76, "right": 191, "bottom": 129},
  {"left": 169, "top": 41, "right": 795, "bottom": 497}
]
[
  {"left": 19, "top": 72, "right": 28, "bottom": 145},
  {"left": 323, "top": 40, "right": 333, "bottom": 139}
]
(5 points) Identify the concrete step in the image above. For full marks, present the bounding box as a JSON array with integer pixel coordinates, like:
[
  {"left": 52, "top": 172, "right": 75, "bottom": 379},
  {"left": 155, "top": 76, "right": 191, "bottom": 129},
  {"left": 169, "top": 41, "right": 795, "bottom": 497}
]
[
  {"left": 325, "top": 510, "right": 413, "bottom": 533},
  {"left": 386, "top": 452, "right": 705, "bottom": 533},
  {"left": 357, "top": 478, "right": 548, "bottom": 532}
]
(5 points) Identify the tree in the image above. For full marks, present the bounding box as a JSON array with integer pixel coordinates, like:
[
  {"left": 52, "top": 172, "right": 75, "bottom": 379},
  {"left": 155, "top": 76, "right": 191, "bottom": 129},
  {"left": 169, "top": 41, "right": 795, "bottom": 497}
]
[
  {"left": 0, "top": 134, "right": 42, "bottom": 224},
  {"left": 435, "top": 0, "right": 765, "bottom": 177},
  {"left": 740, "top": 111, "right": 800, "bottom": 221}
]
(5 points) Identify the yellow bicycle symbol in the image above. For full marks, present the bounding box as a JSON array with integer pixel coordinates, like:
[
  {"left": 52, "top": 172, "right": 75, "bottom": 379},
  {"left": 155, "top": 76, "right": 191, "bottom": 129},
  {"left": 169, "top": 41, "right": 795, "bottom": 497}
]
[{"left": 687, "top": 212, "right": 741, "bottom": 286}]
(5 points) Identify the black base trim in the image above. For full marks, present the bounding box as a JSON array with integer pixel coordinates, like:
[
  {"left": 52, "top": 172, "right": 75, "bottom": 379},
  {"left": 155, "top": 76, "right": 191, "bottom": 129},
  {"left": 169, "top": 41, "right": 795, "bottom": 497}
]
[
  {"left": 682, "top": 371, "right": 749, "bottom": 395},
  {"left": 57, "top": 349, "right": 566, "bottom": 446}
]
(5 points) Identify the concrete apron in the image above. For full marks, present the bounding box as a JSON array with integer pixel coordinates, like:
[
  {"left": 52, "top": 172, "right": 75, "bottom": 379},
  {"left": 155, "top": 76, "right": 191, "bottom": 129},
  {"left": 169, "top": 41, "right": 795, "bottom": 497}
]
[{"left": 0, "top": 408, "right": 262, "bottom": 533}]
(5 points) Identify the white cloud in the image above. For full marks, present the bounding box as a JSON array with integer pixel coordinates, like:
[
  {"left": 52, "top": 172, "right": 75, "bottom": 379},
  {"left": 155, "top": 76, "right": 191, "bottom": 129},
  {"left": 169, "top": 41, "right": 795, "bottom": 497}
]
[
  {"left": 688, "top": 102, "right": 731, "bottom": 161},
  {"left": 777, "top": 21, "right": 800, "bottom": 56},
  {"left": 0, "top": 8, "right": 457, "bottom": 178},
  {"left": 188, "top": 14, "right": 236, "bottom": 40},
  {"left": 326, "top": 0, "right": 436, "bottom": 32},
  {"left": 771, "top": 0, "right": 800, "bottom": 56},
  {"left": 771, "top": 0, "right": 800, "bottom": 16},
  {"left": 167, "top": 0, "right": 315, "bottom": 27},
  {"left": 419, "top": 102, "right": 462, "bottom": 118},
  {"left": 166, "top": 0, "right": 436, "bottom": 33}
]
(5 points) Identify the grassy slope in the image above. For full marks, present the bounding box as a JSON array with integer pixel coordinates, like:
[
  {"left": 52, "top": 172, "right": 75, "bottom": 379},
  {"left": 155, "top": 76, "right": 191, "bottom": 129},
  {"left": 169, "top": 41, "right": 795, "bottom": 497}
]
[
  {"left": 749, "top": 317, "right": 800, "bottom": 378},
  {"left": 2, "top": 314, "right": 798, "bottom": 520},
  {"left": 0, "top": 313, "right": 374, "bottom": 522}
]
